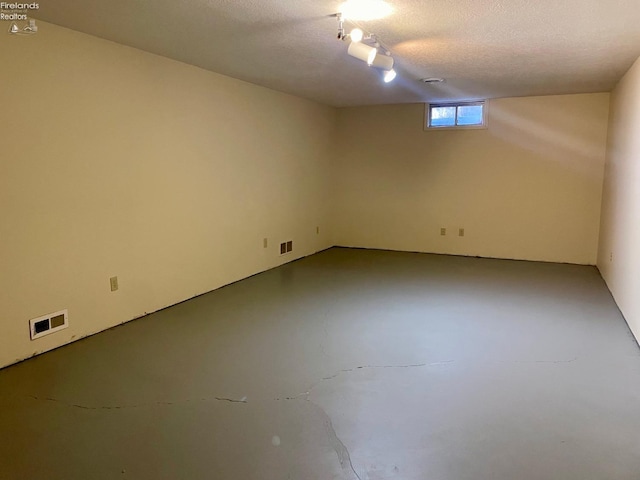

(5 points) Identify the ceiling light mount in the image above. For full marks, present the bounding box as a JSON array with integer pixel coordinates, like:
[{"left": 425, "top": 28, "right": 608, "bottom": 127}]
[{"left": 335, "top": 13, "right": 346, "bottom": 40}]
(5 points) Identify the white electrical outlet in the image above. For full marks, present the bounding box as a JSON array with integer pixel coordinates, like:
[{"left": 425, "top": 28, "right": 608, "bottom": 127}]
[
  {"left": 440, "top": 227, "right": 446, "bottom": 236},
  {"left": 110, "top": 276, "right": 119, "bottom": 292}
]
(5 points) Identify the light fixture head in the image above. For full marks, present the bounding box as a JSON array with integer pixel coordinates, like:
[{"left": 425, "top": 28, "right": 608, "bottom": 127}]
[
  {"left": 339, "top": 0, "right": 393, "bottom": 20},
  {"left": 347, "top": 41, "right": 378, "bottom": 65},
  {"left": 367, "top": 47, "right": 378, "bottom": 65},
  {"left": 370, "top": 53, "right": 394, "bottom": 70},
  {"left": 350, "top": 28, "right": 364, "bottom": 43},
  {"left": 383, "top": 69, "right": 397, "bottom": 83}
]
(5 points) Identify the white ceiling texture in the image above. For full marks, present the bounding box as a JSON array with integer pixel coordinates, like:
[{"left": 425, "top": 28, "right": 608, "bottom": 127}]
[{"left": 33, "top": 0, "right": 640, "bottom": 107}]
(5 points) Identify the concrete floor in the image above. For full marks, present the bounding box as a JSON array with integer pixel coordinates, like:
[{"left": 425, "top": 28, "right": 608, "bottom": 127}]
[{"left": 1, "top": 248, "right": 640, "bottom": 480}]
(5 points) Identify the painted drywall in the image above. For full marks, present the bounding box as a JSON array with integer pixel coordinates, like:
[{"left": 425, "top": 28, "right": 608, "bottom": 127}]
[
  {"left": 598, "top": 56, "right": 640, "bottom": 341},
  {"left": 331, "top": 94, "right": 610, "bottom": 264},
  {"left": 0, "top": 23, "right": 335, "bottom": 368}
]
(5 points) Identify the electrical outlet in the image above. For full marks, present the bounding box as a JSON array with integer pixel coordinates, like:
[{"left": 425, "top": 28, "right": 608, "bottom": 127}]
[
  {"left": 316, "top": 226, "right": 320, "bottom": 235},
  {"left": 263, "top": 238, "right": 268, "bottom": 248},
  {"left": 610, "top": 252, "right": 613, "bottom": 262},
  {"left": 459, "top": 228, "right": 465, "bottom": 237},
  {"left": 440, "top": 227, "right": 446, "bottom": 236},
  {"left": 110, "top": 276, "right": 119, "bottom": 292}
]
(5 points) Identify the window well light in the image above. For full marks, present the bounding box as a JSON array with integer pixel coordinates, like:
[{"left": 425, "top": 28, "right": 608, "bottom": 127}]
[
  {"left": 339, "top": 0, "right": 393, "bottom": 20},
  {"left": 347, "top": 41, "right": 378, "bottom": 65},
  {"left": 383, "top": 69, "right": 397, "bottom": 83},
  {"left": 350, "top": 28, "right": 364, "bottom": 42}
]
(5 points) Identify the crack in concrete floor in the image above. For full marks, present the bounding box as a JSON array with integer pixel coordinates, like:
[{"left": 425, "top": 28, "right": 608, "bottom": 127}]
[
  {"left": 22, "top": 357, "right": 580, "bottom": 480},
  {"left": 275, "top": 361, "right": 455, "bottom": 401},
  {"left": 27, "top": 394, "right": 248, "bottom": 410},
  {"left": 24, "top": 357, "right": 578, "bottom": 410},
  {"left": 309, "top": 401, "right": 363, "bottom": 480},
  {"left": 271, "top": 356, "right": 581, "bottom": 479},
  {"left": 273, "top": 357, "right": 577, "bottom": 402}
]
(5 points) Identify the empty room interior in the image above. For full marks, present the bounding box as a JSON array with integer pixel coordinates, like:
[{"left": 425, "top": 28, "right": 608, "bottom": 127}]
[{"left": 2, "top": 0, "right": 640, "bottom": 478}]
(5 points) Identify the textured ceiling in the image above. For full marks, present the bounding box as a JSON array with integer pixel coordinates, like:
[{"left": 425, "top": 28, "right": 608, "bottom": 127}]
[{"left": 33, "top": 0, "right": 640, "bottom": 107}]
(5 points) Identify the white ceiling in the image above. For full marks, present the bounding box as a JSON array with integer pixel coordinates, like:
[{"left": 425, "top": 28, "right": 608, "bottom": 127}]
[{"left": 34, "top": 0, "right": 640, "bottom": 107}]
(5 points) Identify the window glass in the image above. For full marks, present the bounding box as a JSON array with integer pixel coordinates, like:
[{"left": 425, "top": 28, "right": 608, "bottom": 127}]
[
  {"left": 456, "top": 105, "right": 483, "bottom": 126},
  {"left": 427, "top": 102, "right": 486, "bottom": 129},
  {"left": 430, "top": 106, "right": 456, "bottom": 127}
]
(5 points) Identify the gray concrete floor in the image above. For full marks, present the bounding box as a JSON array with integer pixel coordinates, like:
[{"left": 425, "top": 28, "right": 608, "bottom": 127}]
[{"left": 1, "top": 247, "right": 640, "bottom": 480}]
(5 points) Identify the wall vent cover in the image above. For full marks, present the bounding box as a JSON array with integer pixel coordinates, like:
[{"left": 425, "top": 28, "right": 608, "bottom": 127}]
[
  {"left": 280, "top": 240, "right": 293, "bottom": 255},
  {"left": 29, "top": 309, "right": 69, "bottom": 340}
]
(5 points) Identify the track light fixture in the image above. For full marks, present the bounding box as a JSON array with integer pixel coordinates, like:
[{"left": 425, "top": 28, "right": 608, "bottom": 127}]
[
  {"left": 333, "top": 13, "right": 397, "bottom": 83},
  {"left": 350, "top": 28, "right": 364, "bottom": 43},
  {"left": 383, "top": 69, "right": 397, "bottom": 83},
  {"left": 370, "top": 52, "right": 393, "bottom": 70},
  {"left": 347, "top": 41, "right": 378, "bottom": 65}
]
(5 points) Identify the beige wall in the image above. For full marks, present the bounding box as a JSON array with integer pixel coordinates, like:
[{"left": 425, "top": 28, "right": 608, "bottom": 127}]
[
  {"left": 598, "top": 57, "right": 640, "bottom": 341},
  {"left": 0, "top": 23, "right": 335, "bottom": 368},
  {"left": 331, "top": 94, "right": 610, "bottom": 264},
  {"left": 0, "top": 21, "right": 620, "bottom": 369}
]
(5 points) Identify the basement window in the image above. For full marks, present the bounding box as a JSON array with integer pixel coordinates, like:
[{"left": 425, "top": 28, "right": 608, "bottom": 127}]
[{"left": 426, "top": 101, "right": 486, "bottom": 129}]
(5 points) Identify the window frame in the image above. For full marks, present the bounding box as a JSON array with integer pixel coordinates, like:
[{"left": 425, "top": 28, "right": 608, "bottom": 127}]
[{"left": 425, "top": 101, "right": 488, "bottom": 130}]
